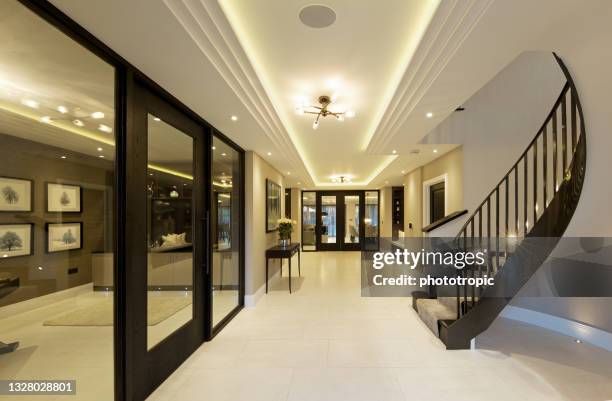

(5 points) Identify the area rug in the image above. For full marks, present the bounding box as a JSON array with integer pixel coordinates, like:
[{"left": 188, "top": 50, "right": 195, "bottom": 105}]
[{"left": 43, "top": 296, "right": 192, "bottom": 326}]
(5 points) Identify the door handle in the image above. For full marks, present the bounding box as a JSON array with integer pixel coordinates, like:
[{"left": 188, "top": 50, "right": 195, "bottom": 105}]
[{"left": 202, "top": 211, "right": 210, "bottom": 275}]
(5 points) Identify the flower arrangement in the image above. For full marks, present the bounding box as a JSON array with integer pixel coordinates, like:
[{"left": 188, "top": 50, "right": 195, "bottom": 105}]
[{"left": 277, "top": 218, "right": 296, "bottom": 243}]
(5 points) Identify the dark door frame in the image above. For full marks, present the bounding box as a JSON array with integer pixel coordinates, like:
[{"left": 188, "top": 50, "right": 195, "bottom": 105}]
[
  {"left": 129, "top": 80, "right": 208, "bottom": 399},
  {"left": 315, "top": 191, "right": 365, "bottom": 251},
  {"left": 17, "top": 2, "right": 246, "bottom": 400}
]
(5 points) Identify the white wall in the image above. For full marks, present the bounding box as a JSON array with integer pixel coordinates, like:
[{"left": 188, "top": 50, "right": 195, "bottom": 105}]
[{"left": 421, "top": 52, "right": 566, "bottom": 216}]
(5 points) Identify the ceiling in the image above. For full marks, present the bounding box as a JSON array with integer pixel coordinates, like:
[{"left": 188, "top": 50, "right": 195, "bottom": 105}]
[
  {"left": 218, "top": 0, "right": 440, "bottom": 186},
  {"left": 45, "top": 0, "right": 594, "bottom": 189}
]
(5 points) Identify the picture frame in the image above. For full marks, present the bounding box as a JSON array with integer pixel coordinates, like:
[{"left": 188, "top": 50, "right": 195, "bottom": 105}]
[
  {"left": 46, "top": 222, "right": 83, "bottom": 253},
  {"left": 0, "top": 176, "right": 33, "bottom": 212},
  {"left": 46, "top": 183, "right": 82, "bottom": 213},
  {"left": 265, "top": 179, "right": 281, "bottom": 232},
  {"left": 0, "top": 223, "right": 34, "bottom": 258}
]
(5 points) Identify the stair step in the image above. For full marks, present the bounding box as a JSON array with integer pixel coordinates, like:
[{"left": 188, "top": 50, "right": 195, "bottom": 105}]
[{"left": 415, "top": 298, "right": 458, "bottom": 337}]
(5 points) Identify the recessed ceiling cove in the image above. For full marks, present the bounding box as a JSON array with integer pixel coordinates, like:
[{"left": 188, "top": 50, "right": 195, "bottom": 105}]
[
  {"left": 219, "top": 0, "right": 441, "bottom": 186},
  {"left": 299, "top": 5, "right": 336, "bottom": 28}
]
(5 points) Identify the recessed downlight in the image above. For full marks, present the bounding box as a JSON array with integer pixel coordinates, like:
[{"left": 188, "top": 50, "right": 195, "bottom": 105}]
[
  {"left": 392, "top": 149, "right": 397, "bottom": 154},
  {"left": 153, "top": 117, "right": 161, "bottom": 122},
  {"left": 433, "top": 149, "right": 438, "bottom": 153},
  {"left": 267, "top": 152, "right": 272, "bottom": 156},
  {"left": 299, "top": 5, "right": 336, "bottom": 29},
  {"left": 40, "top": 116, "right": 53, "bottom": 124},
  {"left": 22, "top": 99, "right": 39, "bottom": 109},
  {"left": 92, "top": 111, "right": 105, "bottom": 119},
  {"left": 98, "top": 124, "right": 112, "bottom": 133},
  {"left": 231, "top": 115, "right": 238, "bottom": 121},
  {"left": 57, "top": 105, "right": 68, "bottom": 114},
  {"left": 426, "top": 112, "right": 434, "bottom": 118},
  {"left": 73, "top": 119, "right": 84, "bottom": 127},
  {"left": 61, "top": 155, "right": 67, "bottom": 159}
]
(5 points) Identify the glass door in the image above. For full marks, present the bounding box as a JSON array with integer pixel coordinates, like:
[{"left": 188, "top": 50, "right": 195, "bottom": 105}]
[
  {"left": 127, "top": 81, "right": 208, "bottom": 399},
  {"left": 316, "top": 191, "right": 364, "bottom": 251}
]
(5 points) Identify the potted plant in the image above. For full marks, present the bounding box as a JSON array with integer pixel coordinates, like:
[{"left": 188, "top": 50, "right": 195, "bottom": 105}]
[{"left": 277, "top": 218, "right": 296, "bottom": 247}]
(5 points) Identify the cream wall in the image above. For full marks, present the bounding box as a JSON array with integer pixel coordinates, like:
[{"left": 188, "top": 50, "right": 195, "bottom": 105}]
[
  {"left": 245, "top": 151, "right": 285, "bottom": 301},
  {"left": 290, "top": 187, "right": 301, "bottom": 243},
  {"left": 403, "top": 146, "right": 463, "bottom": 237},
  {"left": 379, "top": 187, "right": 393, "bottom": 238}
]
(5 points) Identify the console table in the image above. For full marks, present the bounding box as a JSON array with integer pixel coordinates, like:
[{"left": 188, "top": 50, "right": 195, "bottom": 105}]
[{"left": 265, "top": 243, "right": 300, "bottom": 293}]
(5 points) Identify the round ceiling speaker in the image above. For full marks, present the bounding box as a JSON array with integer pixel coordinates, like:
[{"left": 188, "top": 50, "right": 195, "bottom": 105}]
[{"left": 299, "top": 5, "right": 336, "bottom": 28}]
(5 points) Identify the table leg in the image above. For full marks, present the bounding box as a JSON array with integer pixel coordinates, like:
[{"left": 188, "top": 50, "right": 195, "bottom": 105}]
[
  {"left": 289, "top": 255, "right": 292, "bottom": 294},
  {"left": 280, "top": 258, "right": 283, "bottom": 277},
  {"left": 298, "top": 248, "right": 301, "bottom": 277},
  {"left": 265, "top": 257, "right": 269, "bottom": 294}
]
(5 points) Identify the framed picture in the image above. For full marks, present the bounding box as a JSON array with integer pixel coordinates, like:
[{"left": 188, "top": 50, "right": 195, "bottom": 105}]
[
  {"left": 46, "top": 183, "right": 82, "bottom": 213},
  {"left": 0, "top": 224, "right": 34, "bottom": 258},
  {"left": 46, "top": 222, "right": 83, "bottom": 253},
  {"left": 265, "top": 179, "right": 281, "bottom": 232},
  {"left": 0, "top": 176, "right": 33, "bottom": 212}
]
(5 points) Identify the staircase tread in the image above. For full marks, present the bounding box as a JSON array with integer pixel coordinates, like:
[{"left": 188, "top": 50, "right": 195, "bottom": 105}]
[{"left": 416, "top": 298, "right": 458, "bottom": 337}]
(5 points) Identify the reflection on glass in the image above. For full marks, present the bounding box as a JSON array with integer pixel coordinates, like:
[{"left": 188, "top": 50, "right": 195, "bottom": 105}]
[
  {"left": 321, "top": 196, "right": 337, "bottom": 244},
  {"left": 301, "top": 192, "right": 316, "bottom": 251},
  {"left": 365, "top": 191, "right": 379, "bottom": 250},
  {"left": 0, "top": 1, "right": 115, "bottom": 398},
  {"left": 344, "top": 195, "right": 360, "bottom": 244},
  {"left": 211, "top": 136, "right": 241, "bottom": 327},
  {"left": 147, "top": 115, "right": 194, "bottom": 349}
]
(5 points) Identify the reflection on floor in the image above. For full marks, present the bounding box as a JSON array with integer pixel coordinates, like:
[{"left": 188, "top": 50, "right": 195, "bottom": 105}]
[
  {"left": 0, "top": 287, "right": 238, "bottom": 400},
  {"left": 148, "top": 251, "right": 612, "bottom": 401}
]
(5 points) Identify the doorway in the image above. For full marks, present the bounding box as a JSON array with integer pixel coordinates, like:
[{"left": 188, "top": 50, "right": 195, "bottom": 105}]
[{"left": 316, "top": 191, "right": 364, "bottom": 251}]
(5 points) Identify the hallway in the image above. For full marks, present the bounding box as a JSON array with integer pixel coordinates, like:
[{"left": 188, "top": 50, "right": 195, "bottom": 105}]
[{"left": 147, "top": 252, "right": 612, "bottom": 401}]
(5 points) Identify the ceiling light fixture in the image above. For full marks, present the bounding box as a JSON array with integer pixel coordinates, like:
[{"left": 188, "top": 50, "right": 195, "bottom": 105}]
[
  {"left": 221, "top": 152, "right": 227, "bottom": 157},
  {"left": 392, "top": 149, "right": 397, "bottom": 154},
  {"left": 426, "top": 112, "right": 434, "bottom": 118},
  {"left": 99, "top": 155, "right": 105, "bottom": 158},
  {"left": 153, "top": 117, "right": 161, "bottom": 122},
  {"left": 57, "top": 106, "right": 68, "bottom": 114},
  {"left": 267, "top": 152, "right": 272, "bottom": 156},
  {"left": 92, "top": 111, "right": 105, "bottom": 119},
  {"left": 433, "top": 149, "right": 438, "bottom": 153},
  {"left": 97, "top": 147, "right": 103, "bottom": 152},
  {"left": 40, "top": 116, "right": 53, "bottom": 124},
  {"left": 297, "top": 95, "right": 354, "bottom": 130},
  {"left": 331, "top": 176, "right": 352, "bottom": 184},
  {"left": 231, "top": 115, "right": 238, "bottom": 121},
  {"left": 61, "top": 155, "right": 67, "bottom": 159},
  {"left": 72, "top": 119, "right": 84, "bottom": 127}
]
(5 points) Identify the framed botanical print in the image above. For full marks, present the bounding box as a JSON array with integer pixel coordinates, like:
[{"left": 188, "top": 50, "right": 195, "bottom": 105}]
[
  {"left": 46, "top": 183, "right": 82, "bottom": 213},
  {"left": 46, "top": 222, "right": 83, "bottom": 253},
  {"left": 0, "top": 224, "right": 34, "bottom": 258},
  {"left": 265, "top": 179, "right": 281, "bottom": 232},
  {"left": 0, "top": 176, "right": 33, "bottom": 212}
]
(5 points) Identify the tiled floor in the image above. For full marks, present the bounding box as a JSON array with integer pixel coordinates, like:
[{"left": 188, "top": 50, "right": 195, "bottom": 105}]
[
  {"left": 148, "top": 251, "right": 612, "bottom": 401},
  {"left": 0, "top": 286, "right": 237, "bottom": 401}
]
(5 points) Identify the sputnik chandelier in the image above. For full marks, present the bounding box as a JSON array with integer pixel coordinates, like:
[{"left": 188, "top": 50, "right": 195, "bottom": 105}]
[
  {"left": 296, "top": 95, "right": 355, "bottom": 130},
  {"left": 331, "top": 176, "right": 352, "bottom": 184}
]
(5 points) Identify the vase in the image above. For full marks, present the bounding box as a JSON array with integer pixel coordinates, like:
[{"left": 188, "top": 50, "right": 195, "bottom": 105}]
[{"left": 279, "top": 238, "right": 290, "bottom": 247}]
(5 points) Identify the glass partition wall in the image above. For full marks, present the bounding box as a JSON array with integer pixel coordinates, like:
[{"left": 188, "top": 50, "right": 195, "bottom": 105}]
[
  {"left": 0, "top": 1, "right": 116, "bottom": 399},
  {"left": 211, "top": 135, "right": 242, "bottom": 329},
  {"left": 0, "top": 1, "right": 245, "bottom": 400}
]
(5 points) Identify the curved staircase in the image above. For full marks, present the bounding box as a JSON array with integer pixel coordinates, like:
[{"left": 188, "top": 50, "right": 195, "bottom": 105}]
[{"left": 414, "top": 54, "right": 587, "bottom": 349}]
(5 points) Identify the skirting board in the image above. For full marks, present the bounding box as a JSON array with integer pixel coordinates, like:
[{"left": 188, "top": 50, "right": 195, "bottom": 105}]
[
  {"left": 245, "top": 268, "right": 282, "bottom": 307},
  {"left": 500, "top": 305, "right": 612, "bottom": 352}
]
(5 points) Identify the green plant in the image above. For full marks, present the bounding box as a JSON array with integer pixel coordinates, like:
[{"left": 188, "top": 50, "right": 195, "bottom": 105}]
[{"left": 277, "top": 218, "right": 296, "bottom": 240}]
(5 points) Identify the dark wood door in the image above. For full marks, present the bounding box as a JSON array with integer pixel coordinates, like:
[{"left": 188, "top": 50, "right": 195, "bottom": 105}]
[{"left": 126, "top": 80, "right": 209, "bottom": 400}]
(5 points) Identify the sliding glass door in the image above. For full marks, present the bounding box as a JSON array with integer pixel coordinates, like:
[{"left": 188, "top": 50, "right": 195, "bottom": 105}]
[
  {"left": 126, "top": 81, "right": 207, "bottom": 399},
  {"left": 316, "top": 191, "right": 364, "bottom": 251}
]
